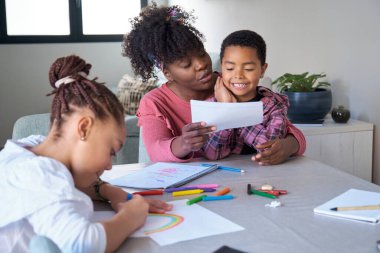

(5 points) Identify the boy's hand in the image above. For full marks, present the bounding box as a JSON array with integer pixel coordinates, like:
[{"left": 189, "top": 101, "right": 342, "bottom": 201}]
[
  {"left": 144, "top": 198, "right": 173, "bottom": 213},
  {"left": 215, "top": 76, "right": 237, "bottom": 103},
  {"left": 251, "top": 136, "right": 298, "bottom": 165},
  {"left": 171, "top": 122, "right": 216, "bottom": 158}
]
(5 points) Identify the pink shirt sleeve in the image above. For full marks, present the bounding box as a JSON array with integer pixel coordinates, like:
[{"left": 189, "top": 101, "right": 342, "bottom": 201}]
[
  {"left": 138, "top": 114, "right": 193, "bottom": 162},
  {"left": 137, "top": 93, "right": 194, "bottom": 163}
]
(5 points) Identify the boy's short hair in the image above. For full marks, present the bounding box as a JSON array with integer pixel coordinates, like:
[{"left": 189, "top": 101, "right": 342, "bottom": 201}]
[{"left": 220, "top": 30, "right": 266, "bottom": 66}]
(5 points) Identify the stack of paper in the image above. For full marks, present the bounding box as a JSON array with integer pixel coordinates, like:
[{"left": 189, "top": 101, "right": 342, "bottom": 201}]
[
  {"left": 313, "top": 189, "right": 380, "bottom": 223},
  {"left": 108, "top": 163, "right": 218, "bottom": 189}
]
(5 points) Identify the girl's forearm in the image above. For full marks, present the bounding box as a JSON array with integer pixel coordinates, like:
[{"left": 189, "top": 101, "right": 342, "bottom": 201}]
[{"left": 101, "top": 215, "right": 139, "bottom": 253}]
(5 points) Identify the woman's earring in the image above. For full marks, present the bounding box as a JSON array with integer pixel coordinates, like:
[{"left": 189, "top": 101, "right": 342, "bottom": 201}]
[{"left": 80, "top": 136, "right": 86, "bottom": 141}]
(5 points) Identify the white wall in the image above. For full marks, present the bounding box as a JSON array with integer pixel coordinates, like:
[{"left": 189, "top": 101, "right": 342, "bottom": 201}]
[
  {"left": 169, "top": 0, "right": 380, "bottom": 184},
  {"left": 0, "top": 42, "right": 133, "bottom": 144},
  {"left": 1, "top": 0, "right": 379, "bottom": 183}
]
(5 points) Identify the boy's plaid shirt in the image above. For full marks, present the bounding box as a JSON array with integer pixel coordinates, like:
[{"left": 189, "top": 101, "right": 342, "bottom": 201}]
[{"left": 201, "top": 86, "right": 289, "bottom": 160}]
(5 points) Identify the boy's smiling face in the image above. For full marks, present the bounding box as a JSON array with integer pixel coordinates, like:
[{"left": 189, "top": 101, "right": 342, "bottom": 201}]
[{"left": 221, "top": 46, "right": 268, "bottom": 102}]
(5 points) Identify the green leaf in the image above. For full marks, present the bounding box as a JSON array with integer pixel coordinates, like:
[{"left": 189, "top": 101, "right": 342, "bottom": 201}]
[{"left": 273, "top": 72, "right": 330, "bottom": 92}]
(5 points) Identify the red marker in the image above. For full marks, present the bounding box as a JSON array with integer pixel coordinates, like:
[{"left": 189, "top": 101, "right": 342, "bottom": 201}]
[
  {"left": 259, "top": 190, "right": 287, "bottom": 195},
  {"left": 257, "top": 190, "right": 280, "bottom": 196},
  {"left": 133, "top": 190, "right": 163, "bottom": 196}
]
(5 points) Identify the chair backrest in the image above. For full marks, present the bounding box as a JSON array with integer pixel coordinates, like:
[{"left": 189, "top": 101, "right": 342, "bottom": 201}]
[
  {"left": 12, "top": 113, "right": 51, "bottom": 140},
  {"left": 29, "top": 235, "right": 62, "bottom": 253},
  {"left": 138, "top": 127, "right": 150, "bottom": 163}
]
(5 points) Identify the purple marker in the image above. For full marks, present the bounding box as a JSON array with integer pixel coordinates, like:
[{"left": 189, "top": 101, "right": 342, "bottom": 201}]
[{"left": 185, "top": 184, "right": 219, "bottom": 189}]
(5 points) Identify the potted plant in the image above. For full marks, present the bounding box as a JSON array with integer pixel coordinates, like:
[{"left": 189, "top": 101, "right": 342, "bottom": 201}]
[{"left": 272, "top": 72, "right": 332, "bottom": 123}]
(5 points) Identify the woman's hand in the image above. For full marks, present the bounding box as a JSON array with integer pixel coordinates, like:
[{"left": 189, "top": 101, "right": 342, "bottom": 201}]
[
  {"left": 214, "top": 76, "right": 237, "bottom": 103},
  {"left": 144, "top": 198, "right": 173, "bottom": 213},
  {"left": 252, "top": 135, "right": 299, "bottom": 165},
  {"left": 171, "top": 122, "right": 216, "bottom": 158}
]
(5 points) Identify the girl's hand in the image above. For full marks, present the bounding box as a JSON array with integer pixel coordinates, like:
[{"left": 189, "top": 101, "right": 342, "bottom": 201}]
[
  {"left": 144, "top": 198, "right": 173, "bottom": 213},
  {"left": 171, "top": 122, "right": 216, "bottom": 158},
  {"left": 214, "top": 76, "right": 237, "bottom": 103},
  {"left": 116, "top": 194, "right": 149, "bottom": 227},
  {"left": 251, "top": 136, "right": 299, "bottom": 165},
  {"left": 102, "top": 194, "right": 149, "bottom": 252}
]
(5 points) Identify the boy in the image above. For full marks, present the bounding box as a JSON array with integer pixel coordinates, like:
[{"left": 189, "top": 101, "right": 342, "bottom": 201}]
[{"left": 202, "top": 30, "right": 290, "bottom": 160}]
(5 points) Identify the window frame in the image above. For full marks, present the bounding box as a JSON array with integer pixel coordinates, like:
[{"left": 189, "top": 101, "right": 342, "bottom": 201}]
[{"left": 0, "top": 0, "right": 147, "bottom": 44}]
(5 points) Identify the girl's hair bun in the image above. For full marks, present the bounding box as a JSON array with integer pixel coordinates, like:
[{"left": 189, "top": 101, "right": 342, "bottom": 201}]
[{"left": 48, "top": 55, "right": 91, "bottom": 89}]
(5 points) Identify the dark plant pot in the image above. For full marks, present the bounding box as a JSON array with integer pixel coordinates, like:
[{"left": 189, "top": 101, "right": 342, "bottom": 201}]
[
  {"left": 284, "top": 88, "right": 332, "bottom": 122},
  {"left": 331, "top": 106, "right": 350, "bottom": 123}
]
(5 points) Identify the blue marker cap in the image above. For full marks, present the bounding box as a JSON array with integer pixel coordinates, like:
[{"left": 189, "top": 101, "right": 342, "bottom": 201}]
[{"left": 126, "top": 193, "right": 133, "bottom": 201}]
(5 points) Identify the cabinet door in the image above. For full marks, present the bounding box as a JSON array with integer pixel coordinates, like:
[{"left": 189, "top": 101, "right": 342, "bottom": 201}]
[{"left": 304, "top": 131, "right": 373, "bottom": 181}]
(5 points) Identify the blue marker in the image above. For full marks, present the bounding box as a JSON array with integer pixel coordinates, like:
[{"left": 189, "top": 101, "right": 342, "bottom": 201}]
[
  {"left": 202, "top": 195, "right": 235, "bottom": 201},
  {"left": 201, "top": 163, "right": 245, "bottom": 173}
]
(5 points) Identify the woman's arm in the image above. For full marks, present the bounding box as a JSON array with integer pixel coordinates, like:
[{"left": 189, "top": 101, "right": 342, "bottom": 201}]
[
  {"left": 140, "top": 114, "right": 215, "bottom": 162},
  {"left": 286, "top": 119, "right": 306, "bottom": 155},
  {"left": 140, "top": 115, "right": 212, "bottom": 162}
]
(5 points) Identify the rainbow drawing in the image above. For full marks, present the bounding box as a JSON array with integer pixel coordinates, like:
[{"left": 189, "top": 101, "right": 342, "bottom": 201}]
[{"left": 144, "top": 213, "right": 184, "bottom": 235}]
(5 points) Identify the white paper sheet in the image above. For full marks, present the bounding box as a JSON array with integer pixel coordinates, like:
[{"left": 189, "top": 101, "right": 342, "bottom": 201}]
[
  {"left": 134, "top": 199, "right": 244, "bottom": 245},
  {"left": 92, "top": 199, "right": 245, "bottom": 245},
  {"left": 314, "top": 189, "right": 380, "bottom": 223},
  {"left": 191, "top": 100, "right": 263, "bottom": 130}
]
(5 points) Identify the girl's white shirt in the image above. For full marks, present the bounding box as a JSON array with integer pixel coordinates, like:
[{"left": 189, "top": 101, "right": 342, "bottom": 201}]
[{"left": 0, "top": 135, "right": 106, "bottom": 253}]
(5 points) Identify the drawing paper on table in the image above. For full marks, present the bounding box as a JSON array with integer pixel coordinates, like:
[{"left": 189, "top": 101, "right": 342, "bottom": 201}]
[
  {"left": 191, "top": 100, "right": 263, "bottom": 131},
  {"left": 313, "top": 188, "right": 380, "bottom": 223},
  {"left": 132, "top": 199, "right": 245, "bottom": 246},
  {"left": 108, "top": 162, "right": 218, "bottom": 189}
]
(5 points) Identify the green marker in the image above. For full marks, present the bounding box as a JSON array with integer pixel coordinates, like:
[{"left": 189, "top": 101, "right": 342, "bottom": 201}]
[
  {"left": 187, "top": 195, "right": 207, "bottom": 205},
  {"left": 251, "top": 189, "right": 277, "bottom": 199}
]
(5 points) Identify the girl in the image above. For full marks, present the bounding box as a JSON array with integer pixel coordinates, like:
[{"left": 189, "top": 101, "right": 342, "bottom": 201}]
[
  {"left": 0, "top": 55, "right": 171, "bottom": 253},
  {"left": 123, "top": 3, "right": 305, "bottom": 165}
]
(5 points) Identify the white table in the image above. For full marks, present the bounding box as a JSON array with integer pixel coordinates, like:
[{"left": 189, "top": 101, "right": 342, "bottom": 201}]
[
  {"left": 102, "top": 155, "right": 380, "bottom": 253},
  {"left": 297, "top": 118, "right": 374, "bottom": 181}
]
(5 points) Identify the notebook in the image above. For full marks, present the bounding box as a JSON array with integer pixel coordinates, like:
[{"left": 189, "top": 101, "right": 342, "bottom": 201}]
[
  {"left": 109, "top": 163, "right": 218, "bottom": 189},
  {"left": 313, "top": 189, "right": 380, "bottom": 223}
]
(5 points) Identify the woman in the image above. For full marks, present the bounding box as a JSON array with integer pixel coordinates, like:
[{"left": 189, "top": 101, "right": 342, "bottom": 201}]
[{"left": 122, "top": 4, "right": 305, "bottom": 164}]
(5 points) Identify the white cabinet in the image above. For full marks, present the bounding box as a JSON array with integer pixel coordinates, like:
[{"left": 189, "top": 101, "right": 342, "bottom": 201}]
[{"left": 297, "top": 118, "right": 374, "bottom": 182}]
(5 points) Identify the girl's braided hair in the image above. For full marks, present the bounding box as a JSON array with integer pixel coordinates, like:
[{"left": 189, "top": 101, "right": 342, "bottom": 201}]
[
  {"left": 47, "top": 55, "right": 124, "bottom": 131},
  {"left": 122, "top": 3, "right": 205, "bottom": 81}
]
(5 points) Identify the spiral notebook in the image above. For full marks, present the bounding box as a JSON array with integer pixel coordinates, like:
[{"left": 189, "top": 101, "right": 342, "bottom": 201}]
[
  {"left": 109, "top": 163, "right": 218, "bottom": 189},
  {"left": 313, "top": 189, "right": 380, "bottom": 223}
]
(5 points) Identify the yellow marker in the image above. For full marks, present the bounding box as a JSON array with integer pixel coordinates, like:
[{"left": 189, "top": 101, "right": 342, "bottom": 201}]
[{"left": 172, "top": 189, "right": 204, "bottom": 197}]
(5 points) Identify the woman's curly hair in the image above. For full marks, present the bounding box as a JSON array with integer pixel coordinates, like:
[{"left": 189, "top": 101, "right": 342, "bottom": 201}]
[{"left": 122, "top": 3, "right": 205, "bottom": 81}]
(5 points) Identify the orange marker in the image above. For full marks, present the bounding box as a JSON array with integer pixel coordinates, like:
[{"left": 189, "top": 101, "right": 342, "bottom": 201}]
[{"left": 214, "top": 187, "right": 231, "bottom": 196}]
